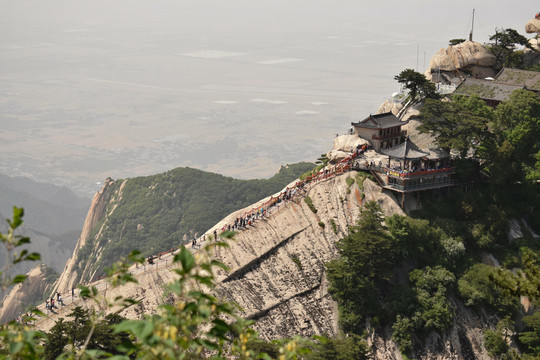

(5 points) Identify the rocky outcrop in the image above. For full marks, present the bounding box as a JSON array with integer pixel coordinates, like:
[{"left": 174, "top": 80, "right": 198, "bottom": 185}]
[
  {"left": 426, "top": 41, "right": 497, "bottom": 81},
  {"left": 524, "top": 38, "right": 540, "bottom": 67},
  {"left": 326, "top": 135, "right": 370, "bottom": 162},
  {"left": 31, "top": 167, "right": 495, "bottom": 358},
  {"left": 35, "top": 172, "right": 403, "bottom": 336},
  {"left": 53, "top": 177, "right": 120, "bottom": 293},
  {"left": 377, "top": 100, "right": 421, "bottom": 122},
  {"left": 525, "top": 18, "right": 540, "bottom": 34},
  {"left": 0, "top": 265, "right": 53, "bottom": 323}
]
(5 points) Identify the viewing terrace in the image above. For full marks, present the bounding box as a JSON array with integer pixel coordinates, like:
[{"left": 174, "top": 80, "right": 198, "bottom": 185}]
[{"left": 352, "top": 137, "right": 455, "bottom": 207}]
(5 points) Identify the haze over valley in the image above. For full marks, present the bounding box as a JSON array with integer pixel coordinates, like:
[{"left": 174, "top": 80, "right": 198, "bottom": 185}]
[{"left": 1, "top": 0, "right": 537, "bottom": 195}]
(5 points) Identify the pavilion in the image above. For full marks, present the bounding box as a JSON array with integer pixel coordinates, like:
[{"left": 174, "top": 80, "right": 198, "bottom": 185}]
[{"left": 366, "top": 137, "right": 455, "bottom": 207}]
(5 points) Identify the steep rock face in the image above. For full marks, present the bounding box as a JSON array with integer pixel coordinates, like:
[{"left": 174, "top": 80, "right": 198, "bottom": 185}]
[
  {"left": 0, "top": 265, "right": 53, "bottom": 323},
  {"left": 211, "top": 174, "right": 402, "bottom": 339},
  {"left": 36, "top": 173, "right": 403, "bottom": 336},
  {"left": 54, "top": 177, "right": 120, "bottom": 293},
  {"left": 33, "top": 169, "right": 496, "bottom": 359}
]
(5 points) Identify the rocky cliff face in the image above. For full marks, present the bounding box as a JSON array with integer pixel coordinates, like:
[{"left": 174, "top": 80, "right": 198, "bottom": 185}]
[
  {"left": 0, "top": 265, "right": 54, "bottom": 323},
  {"left": 35, "top": 172, "right": 402, "bottom": 333},
  {"left": 210, "top": 175, "right": 403, "bottom": 339},
  {"left": 33, "top": 170, "right": 495, "bottom": 359},
  {"left": 53, "top": 177, "right": 121, "bottom": 293}
]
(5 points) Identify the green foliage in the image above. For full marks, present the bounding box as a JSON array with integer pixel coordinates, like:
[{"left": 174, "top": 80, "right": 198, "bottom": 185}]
[
  {"left": 345, "top": 177, "right": 355, "bottom": 188},
  {"left": 392, "top": 315, "right": 414, "bottom": 354},
  {"left": 485, "top": 89, "right": 540, "bottom": 186},
  {"left": 409, "top": 266, "right": 455, "bottom": 332},
  {"left": 386, "top": 214, "right": 442, "bottom": 266},
  {"left": 79, "top": 163, "right": 313, "bottom": 277},
  {"left": 458, "top": 264, "right": 520, "bottom": 316},
  {"left": 304, "top": 196, "right": 318, "bottom": 214},
  {"left": 0, "top": 207, "right": 41, "bottom": 296},
  {"left": 111, "top": 243, "right": 309, "bottom": 359},
  {"left": 449, "top": 38, "right": 466, "bottom": 46},
  {"left": 412, "top": 188, "right": 509, "bottom": 252},
  {"left": 0, "top": 207, "right": 309, "bottom": 359},
  {"left": 291, "top": 256, "right": 302, "bottom": 270},
  {"left": 490, "top": 247, "right": 540, "bottom": 303},
  {"left": 484, "top": 329, "right": 509, "bottom": 357},
  {"left": 318, "top": 221, "right": 325, "bottom": 229},
  {"left": 330, "top": 219, "right": 338, "bottom": 234},
  {"left": 220, "top": 230, "right": 237, "bottom": 239},
  {"left": 488, "top": 28, "right": 534, "bottom": 68},
  {"left": 0, "top": 208, "right": 46, "bottom": 358},
  {"left": 419, "top": 95, "right": 492, "bottom": 158},
  {"left": 305, "top": 334, "right": 371, "bottom": 360},
  {"left": 326, "top": 202, "right": 394, "bottom": 332},
  {"left": 43, "top": 308, "right": 131, "bottom": 359},
  {"left": 519, "top": 311, "right": 540, "bottom": 355},
  {"left": 394, "top": 68, "right": 439, "bottom": 101}
]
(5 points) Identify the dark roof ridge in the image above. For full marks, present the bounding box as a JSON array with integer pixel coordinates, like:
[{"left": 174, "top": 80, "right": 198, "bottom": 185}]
[{"left": 371, "top": 112, "right": 394, "bottom": 118}]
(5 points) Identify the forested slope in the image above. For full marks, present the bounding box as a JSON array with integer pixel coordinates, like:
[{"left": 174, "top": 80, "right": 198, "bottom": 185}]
[{"left": 73, "top": 163, "right": 314, "bottom": 283}]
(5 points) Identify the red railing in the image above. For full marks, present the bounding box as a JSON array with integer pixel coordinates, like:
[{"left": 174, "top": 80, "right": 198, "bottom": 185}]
[{"left": 386, "top": 167, "right": 455, "bottom": 179}]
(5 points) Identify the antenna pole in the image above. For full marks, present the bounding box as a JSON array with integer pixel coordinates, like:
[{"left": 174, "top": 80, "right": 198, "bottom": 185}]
[
  {"left": 416, "top": 43, "right": 419, "bottom": 72},
  {"left": 469, "top": 8, "right": 475, "bottom": 41}
]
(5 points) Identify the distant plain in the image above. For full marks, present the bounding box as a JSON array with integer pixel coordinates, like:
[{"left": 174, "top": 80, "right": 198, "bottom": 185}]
[{"left": 0, "top": 0, "right": 536, "bottom": 195}]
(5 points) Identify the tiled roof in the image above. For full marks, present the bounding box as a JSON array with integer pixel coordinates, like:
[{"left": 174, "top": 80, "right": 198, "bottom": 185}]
[
  {"left": 453, "top": 78, "right": 523, "bottom": 102},
  {"left": 382, "top": 137, "right": 429, "bottom": 160},
  {"left": 494, "top": 68, "right": 540, "bottom": 92},
  {"left": 351, "top": 112, "right": 403, "bottom": 129}
]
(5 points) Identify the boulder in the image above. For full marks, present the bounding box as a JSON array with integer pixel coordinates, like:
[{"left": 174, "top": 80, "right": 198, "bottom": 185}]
[
  {"left": 525, "top": 18, "right": 540, "bottom": 33},
  {"left": 326, "top": 149, "right": 351, "bottom": 163},
  {"left": 331, "top": 134, "right": 370, "bottom": 153},
  {"left": 376, "top": 99, "right": 403, "bottom": 116},
  {"left": 524, "top": 38, "right": 540, "bottom": 67},
  {"left": 326, "top": 135, "right": 370, "bottom": 163},
  {"left": 429, "top": 41, "right": 496, "bottom": 72}
]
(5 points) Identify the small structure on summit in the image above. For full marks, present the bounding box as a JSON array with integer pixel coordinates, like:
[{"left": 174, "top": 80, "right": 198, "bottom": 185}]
[
  {"left": 351, "top": 112, "right": 407, "bottom": 151},
  {"left": 352, "top": 131, "right": 455, "bottom": 207},
  {"left": 453, "top": 68, "right": 540, "bottom": 107},
  {"left": 381, "top": 138, "right": 455, "bottom": 196}
]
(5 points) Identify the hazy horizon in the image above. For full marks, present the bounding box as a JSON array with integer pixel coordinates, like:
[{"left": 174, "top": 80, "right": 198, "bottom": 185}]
[{"left": 1, "top": 0, "right": 538, "bottom": 195}]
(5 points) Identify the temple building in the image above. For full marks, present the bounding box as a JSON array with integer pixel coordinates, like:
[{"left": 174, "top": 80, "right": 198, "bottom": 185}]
[
  {"left": 351, "top": 112, "right": 407, "bottom": 151},
  {"left": 453, "top": 68, "right": 540, "bottom": 108},
  {"left": 357, "top": 137, "right": 455, "bottom": 208}
]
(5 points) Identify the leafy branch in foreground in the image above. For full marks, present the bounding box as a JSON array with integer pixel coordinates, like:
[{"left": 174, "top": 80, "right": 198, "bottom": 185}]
[
  {"left": 0, "top": 207, "right": 45, "bottom": 359},
  {"left": 1, "top": 207, "right": 309, "bottom": 359},
  {"left": 0, "top": 207, "right": 41, "bottom": 297}
]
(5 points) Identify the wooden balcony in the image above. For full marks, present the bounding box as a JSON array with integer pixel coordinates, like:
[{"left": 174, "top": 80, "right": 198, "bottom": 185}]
[{"left": 371, "top": 130, "right": 407, "bottom": 141}]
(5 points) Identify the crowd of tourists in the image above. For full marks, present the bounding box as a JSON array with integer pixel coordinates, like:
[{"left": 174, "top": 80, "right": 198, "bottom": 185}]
[{"left": 209, "top": 149, "right": 360, "bottom": 240}]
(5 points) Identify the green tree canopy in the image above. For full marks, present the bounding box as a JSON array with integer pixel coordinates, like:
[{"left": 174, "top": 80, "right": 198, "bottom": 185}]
[
  {"left": 449, "top": 39, "right": 466, "bottom": 46},
  {"left": 488, "top": 28, "right": 534, "bottom": 68},
  {"left": 326, "top": 201, "right": 394, "bottom": 333},
  {"left": 419, "top": 95, "right": 492, "bottom": 158},
  {"left": 480, "top": 89, "right": 540, "bottom": 186},
  {"left": 394, "top": 68, "right": 439, "bottom": 101}
]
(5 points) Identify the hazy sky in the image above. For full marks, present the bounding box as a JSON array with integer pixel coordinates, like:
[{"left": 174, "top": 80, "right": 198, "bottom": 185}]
[{"left": 1, "top": 0, "right": 538, "bottom": 195}]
